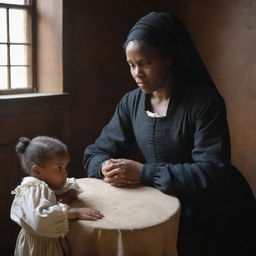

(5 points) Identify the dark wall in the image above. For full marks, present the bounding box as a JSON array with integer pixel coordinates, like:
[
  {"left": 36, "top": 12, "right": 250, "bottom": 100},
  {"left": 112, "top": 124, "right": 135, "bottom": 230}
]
[{"left": 172, "top": 0, "right": 256, "bottom": 194}]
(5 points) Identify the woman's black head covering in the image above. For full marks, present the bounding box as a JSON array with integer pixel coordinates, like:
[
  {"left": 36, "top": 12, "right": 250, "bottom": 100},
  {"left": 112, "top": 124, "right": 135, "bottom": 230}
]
[{"left": 124, "top": 12, "right": 215, "bottom": 88}]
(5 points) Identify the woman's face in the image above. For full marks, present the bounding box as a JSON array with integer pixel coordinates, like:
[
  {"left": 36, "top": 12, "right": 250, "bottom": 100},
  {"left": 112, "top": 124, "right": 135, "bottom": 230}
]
[{"left": 125, "top": 40, "right": 172, "bottom": 94}]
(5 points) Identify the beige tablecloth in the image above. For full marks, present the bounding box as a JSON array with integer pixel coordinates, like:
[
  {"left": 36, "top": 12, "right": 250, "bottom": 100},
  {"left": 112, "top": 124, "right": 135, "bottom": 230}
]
[{"left": 67, "top": 178, "right": 180, "bottom": 256}]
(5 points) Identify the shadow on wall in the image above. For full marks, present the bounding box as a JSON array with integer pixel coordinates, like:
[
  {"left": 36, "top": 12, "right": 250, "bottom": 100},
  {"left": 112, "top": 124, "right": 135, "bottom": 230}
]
[{"left": 174, "top": 0, "right": 256, "bottom": 196}]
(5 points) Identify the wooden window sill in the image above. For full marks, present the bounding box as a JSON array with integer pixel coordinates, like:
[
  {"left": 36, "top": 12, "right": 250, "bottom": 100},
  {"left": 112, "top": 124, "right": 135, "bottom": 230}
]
[{"left": 0, "top": 93, "right": 70, "bottom": 115}]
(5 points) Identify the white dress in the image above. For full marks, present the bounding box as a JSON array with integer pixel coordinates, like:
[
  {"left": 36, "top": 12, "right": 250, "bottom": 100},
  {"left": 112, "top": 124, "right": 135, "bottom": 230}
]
[{"left": 10, "top": 177, "right": 82, "bottom": 256}]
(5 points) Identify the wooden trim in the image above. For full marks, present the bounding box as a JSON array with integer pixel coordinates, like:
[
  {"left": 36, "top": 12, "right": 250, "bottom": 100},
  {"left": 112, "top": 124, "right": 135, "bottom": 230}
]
[
  {"left": 0, "top": 3, "right": 31, "bottom": 8},
  {"left": 0, "top": 88, "right": 34, "bottom": 94},
  {"left": 0, "top": 92, "right": 70, "bottom": 116}
]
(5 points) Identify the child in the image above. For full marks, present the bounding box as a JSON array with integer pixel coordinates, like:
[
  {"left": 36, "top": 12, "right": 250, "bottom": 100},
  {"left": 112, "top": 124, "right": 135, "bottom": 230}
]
[{"left": 11, "top": 136, "right": 103, "bottom": 256}]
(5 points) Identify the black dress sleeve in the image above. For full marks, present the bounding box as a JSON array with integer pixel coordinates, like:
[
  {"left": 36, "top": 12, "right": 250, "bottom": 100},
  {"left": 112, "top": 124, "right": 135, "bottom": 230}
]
[
  {"left": 141, "top": 92, "right": 231, "bottom": 207},
  {"left": 83, "top": 92, "right": 135, "bottom": 178}
]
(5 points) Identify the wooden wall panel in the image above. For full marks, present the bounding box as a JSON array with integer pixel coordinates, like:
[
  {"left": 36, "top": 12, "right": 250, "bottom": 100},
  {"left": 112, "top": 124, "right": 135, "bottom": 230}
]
[{"left": 0, "top": 146, "right": 22, "bottom": 256}]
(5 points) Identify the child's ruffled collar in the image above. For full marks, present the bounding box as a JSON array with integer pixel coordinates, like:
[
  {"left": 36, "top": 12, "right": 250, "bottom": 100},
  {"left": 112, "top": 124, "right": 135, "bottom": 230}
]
[{"left": 11, "top": 176, "right": 45, "bottom": 195}]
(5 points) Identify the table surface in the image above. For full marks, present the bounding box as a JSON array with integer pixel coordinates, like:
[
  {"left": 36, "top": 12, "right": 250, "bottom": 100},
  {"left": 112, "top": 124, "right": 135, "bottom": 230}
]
[{"left": 67, "top": 178, "right": 180, "bottom": 256}]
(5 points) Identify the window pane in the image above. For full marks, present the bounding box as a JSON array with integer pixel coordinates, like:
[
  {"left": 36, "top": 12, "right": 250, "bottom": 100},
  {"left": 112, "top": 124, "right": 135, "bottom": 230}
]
[
  {"left": 0, "top": 8, "right": 7, "bottom": 42},
  {"left": 0, "top": 45, "right": 8, "bottom": 65},
  {"left": 11, "top": 66, "right": 29, "bottom": 88},
  {"left": 0, "top": 1, "right": 26, "bottom": 4},
  {"left": 0, "top": 67, "right": 8, "bottom": 89},
  {"left": 10, "top": 45, "right": 29, "bottom": 65},
  {"left": 9, "top": 9, "right": 28, "bottom": 43}
]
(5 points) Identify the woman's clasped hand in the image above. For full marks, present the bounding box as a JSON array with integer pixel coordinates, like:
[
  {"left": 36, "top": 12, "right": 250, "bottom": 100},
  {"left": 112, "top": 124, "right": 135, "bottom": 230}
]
[{"left": 101, "top": 159, "right": 142, "bottom": 186}]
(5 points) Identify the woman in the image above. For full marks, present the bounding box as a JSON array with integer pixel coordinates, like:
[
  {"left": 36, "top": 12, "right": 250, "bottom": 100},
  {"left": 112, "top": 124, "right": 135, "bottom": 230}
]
[{"left": 83, "top": 12, "right": 256, "bottom": 256}]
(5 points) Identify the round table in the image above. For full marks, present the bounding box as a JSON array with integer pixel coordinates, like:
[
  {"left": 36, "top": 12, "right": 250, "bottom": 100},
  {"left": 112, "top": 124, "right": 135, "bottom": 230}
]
[{"left": 67, "top": 178, "right": 180, "bottom": 256}]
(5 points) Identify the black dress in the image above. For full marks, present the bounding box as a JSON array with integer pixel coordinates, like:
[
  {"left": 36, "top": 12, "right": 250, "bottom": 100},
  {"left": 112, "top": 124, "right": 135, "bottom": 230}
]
[{"left": 84, "top": 84, "right": 256, "bottom": 256}]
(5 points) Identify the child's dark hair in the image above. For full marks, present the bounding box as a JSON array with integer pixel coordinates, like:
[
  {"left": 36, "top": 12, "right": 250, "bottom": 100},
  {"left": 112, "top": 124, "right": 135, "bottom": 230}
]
[{"left": 16, "top": 136, "right": 68, "bottom": 174}]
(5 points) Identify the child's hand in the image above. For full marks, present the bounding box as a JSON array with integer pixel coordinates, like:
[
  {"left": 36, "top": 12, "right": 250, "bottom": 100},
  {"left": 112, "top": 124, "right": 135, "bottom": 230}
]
[
  {"left": 68, "top": 207, "right": 104, "bottom": 221},
  {"left": 77, "top": 208, "right": 104, "bottom": 220},
  {"left": 57, "top": 189, "right": 78, "bottom": 205}
]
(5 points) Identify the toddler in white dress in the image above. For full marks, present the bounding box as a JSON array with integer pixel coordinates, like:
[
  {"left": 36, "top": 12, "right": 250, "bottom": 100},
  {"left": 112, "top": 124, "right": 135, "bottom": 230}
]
[{"left": 11, "top": 136, "right": 103, "bottom": 256}]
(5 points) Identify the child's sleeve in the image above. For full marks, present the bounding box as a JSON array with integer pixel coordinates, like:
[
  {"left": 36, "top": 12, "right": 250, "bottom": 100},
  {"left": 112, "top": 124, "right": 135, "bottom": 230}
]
[
  {"left": 60, "top": 177, "right": 83, "bottom": 195},
  {"left": 10, "top": 183, "right": 69, "bottom": 238}
]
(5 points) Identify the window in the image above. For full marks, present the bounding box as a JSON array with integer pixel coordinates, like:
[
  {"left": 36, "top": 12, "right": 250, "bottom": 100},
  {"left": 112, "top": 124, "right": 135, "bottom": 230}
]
[{"left": 0, "top": 0, "right": 33, "bottom": 94}]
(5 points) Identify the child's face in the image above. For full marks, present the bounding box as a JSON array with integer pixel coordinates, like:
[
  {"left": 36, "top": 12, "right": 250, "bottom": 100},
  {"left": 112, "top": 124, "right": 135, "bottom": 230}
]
[{"left": 39, "top": 155, "right": 70, "bottom": 190}]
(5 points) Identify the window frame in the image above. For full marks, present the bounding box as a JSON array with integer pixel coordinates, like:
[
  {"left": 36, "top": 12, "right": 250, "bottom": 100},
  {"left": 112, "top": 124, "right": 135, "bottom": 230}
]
[{"left": 0, "top": 0, "right": 35, "bottom": 95}]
